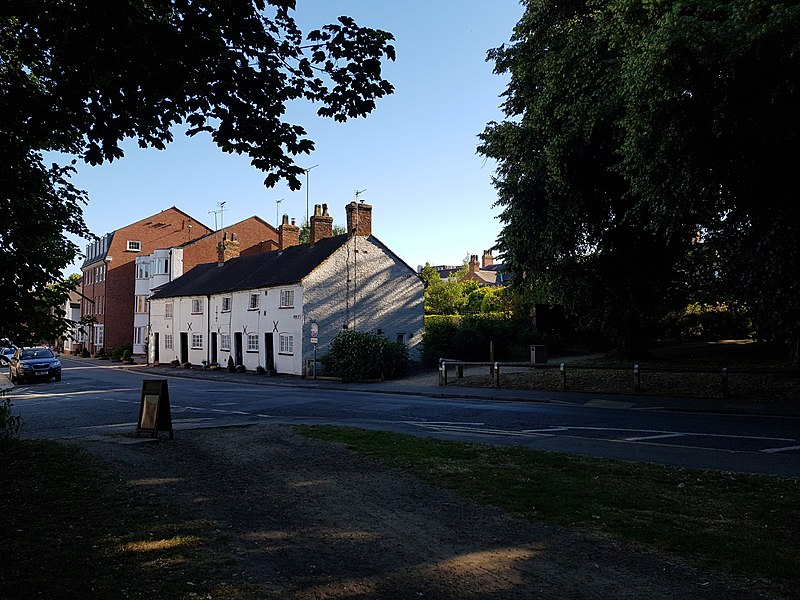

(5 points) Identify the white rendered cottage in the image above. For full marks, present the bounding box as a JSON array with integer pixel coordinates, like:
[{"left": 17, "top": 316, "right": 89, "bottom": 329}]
[{"left": 148, "top": 202, "right": 424, "bottom": 375}]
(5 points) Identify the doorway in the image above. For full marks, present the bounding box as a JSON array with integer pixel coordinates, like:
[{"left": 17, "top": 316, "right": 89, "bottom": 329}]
[
  {"left": 210, "top": 333, "right": 218, "bottom": 365},
  {"left": 234, "top": 332, "right": 243, "bottom": 366},
  {"left": 264, "top": 332, "right": 274, "bottom": 373},
  {"left": 152, "top": 333, "right": 160, "bottom": 363},
  {"left": 180, "top": 332, "right": 188, "bottom": 364}
]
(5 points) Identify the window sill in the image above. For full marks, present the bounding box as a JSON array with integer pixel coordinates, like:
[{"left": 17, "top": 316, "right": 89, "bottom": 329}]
[
  {"left": 246, "top": 350, "right": 259, "bottom": 353},
  {"left": 278, "top": 352, "right": 293, "bottom": 356}
]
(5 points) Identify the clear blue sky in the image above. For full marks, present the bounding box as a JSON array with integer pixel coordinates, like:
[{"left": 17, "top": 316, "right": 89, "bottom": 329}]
[{"left": 63, "top": 1, "right": 524, "bottom": 274}]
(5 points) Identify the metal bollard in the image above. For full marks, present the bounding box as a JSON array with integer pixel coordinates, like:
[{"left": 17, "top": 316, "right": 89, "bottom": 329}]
[
  {"left": 494, "top": 362, "right": 500, "bottom": 388},
  {"left": 560, "top": 362, "right": 566, "bottom": 391},
  {"left": 634, "top": 364, "right": 641, "bottom": 393},
  {"left": 721, "top": 368, "right": 730, "bottom": 399}
]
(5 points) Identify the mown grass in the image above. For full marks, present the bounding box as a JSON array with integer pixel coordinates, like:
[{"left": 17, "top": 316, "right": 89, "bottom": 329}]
[
  {"left": 297, "top": 425, "right": 800, "bottom": 599},
  {"left": 0, "top": 440, "right": 261, "bottom": 600}
]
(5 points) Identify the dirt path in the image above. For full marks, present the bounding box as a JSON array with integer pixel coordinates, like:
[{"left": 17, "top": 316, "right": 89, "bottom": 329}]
[{"left": 79, "top": 426, "right": 767, "bottom": 599}]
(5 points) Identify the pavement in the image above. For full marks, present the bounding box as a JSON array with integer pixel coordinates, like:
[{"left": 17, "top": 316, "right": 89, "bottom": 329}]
[{"left": 4, "top": 354, "right": 794, "bottom": 418}]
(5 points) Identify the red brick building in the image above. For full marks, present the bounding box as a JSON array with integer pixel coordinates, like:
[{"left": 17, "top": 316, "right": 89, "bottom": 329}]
[
  {"left": 178, "top": 216, "right": 278, "bottom": 266},
  {"left": 81, "top": 207, "right": 213, "bottom": 354}
]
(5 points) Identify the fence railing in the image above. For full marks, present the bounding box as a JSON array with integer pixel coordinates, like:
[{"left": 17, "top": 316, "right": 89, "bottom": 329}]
[{"left": 438, "top": 358, "right": 795, "bottom": 399}]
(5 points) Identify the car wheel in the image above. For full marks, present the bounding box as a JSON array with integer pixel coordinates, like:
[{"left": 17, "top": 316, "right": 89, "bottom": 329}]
[{"left": 55, "top": 374, "right": 61, "bottom": 382}]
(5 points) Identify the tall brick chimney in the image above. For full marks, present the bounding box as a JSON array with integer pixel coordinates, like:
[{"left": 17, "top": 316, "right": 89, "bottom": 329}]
[
  {"left": 482, "top": 249, "right": 494, "bottom": 269},
  {"left": 345, "top": 201, "right": 372, "bottom": 237},
  {"left": 468, "top": 254, "right": 480, "bottom": 273},
  {"left": 310, "top": 203, "right": 334, "bottom": 244},
  {"left": 279, "top": 214, "right": 300, "bottom": 250},
  {"left": 217, "top": 232, "right": 240, "bottom": 266}
]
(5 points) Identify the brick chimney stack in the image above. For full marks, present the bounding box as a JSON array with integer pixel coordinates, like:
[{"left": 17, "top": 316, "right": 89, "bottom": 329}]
[
  {"left": 217, "top": 232, "right": 240, "bottom": 266},
  {"left": 482, "top": 250, "right": 494, "bottom": 269},
  {"left": 310, "top": 203, "right": 334, "bottom": 244},
  {"left": 469, "top": 254, "right": 480, "bottom": 273},
  {"left": 279, "top": 214, "right": 300, "bottom": 250},
  {"left": 345, "top": 201, "right": 372, "bottom": 237}
]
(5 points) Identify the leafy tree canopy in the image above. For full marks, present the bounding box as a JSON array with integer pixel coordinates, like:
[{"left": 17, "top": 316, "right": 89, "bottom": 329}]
[
  {"left": 480, "top": 0, "right": 800, "bottom": 360},
  {"left": 1, "top": 0, "right": 395, "bottom": 343}
]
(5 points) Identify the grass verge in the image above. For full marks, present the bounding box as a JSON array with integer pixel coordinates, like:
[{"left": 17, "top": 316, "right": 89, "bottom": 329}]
[
  {"left": 297, "top": 425, "right": 800, "bottom": 598},
  {"left": 0, "top": 440, "right": 260, "bottom": 600}
]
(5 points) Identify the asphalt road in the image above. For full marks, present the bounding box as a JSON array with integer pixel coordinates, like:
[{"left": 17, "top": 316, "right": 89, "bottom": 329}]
[{"left": 6, "top": 357, "right": 800, "bottom": 476}]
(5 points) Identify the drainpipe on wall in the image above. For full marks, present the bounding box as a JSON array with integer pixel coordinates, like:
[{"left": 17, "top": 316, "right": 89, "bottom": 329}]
[{"left": 207, "top": 294, "right": 212, "bottom": 367}]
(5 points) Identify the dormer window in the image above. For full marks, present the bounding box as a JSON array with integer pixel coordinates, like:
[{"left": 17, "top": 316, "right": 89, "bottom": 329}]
[{"left": 127, "top": 240, "right": 142, "bottom": 252}]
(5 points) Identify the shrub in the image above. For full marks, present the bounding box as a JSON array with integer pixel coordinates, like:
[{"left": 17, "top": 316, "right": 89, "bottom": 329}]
[
  {"left": 321, "top": 330, "right": 409, "bottom": 382},
  {"left": 422, "top": 313, "right": 536, "bottom": 367},
  {"left": 170, "top": 359, "right": 180, "bottom": 368},
  {"left": 227, "top": 356, "right": 235, "bottom": 373},
  {"left": 0, "top": 397, "right": 22, "bottom": 449},
  {"left": 181, "top": 362, "right": 193, "bottom": 369},
  {"left": 235, "top": 364, "right": 246, "bottom": 373},
  {"left": 81, "top": 349, "right": 90, "bottom": 358},
  {"left": 664, "top": 303, "right": 753, "bottom": 342},
  {"left": 256, "top": 366, "right": 266, "bottom": 375}
]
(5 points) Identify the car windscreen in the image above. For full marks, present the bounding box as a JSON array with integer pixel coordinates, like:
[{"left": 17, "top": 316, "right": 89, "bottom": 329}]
[{"left": 21, "top": 349, "right": 55, "bottom": 359}]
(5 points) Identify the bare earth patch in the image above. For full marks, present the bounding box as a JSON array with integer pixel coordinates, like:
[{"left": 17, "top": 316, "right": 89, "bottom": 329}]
[{"left": 78, "top": 425, "right": 770, "bottom": 599}]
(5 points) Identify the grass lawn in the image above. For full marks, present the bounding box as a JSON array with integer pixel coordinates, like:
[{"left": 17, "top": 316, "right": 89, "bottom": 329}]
[
  {"left": 0, "top": 440, "right": 255, "bottom": 600},
  {"left": 2, "top": 427, "right": 798, "bottom": 599},
  {"left": 298, "top": 425, "right": 800, "bottom": 599}
]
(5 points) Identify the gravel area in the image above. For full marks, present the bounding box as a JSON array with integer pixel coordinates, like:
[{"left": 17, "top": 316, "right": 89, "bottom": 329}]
[{"left": 76, "top": 425, "right": 771, "bottom": 599}]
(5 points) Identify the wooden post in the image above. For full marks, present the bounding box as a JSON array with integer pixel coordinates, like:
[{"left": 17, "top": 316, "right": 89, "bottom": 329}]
[
  {"left": 489, "top": 341, "right": 495, "bottom": 377},
  {"left": 721, "top": 368, "right": 730, "bottom": 399},
  {"left": 560, "top": 362, "right": 567, "bottom": 391},
  {"left": 633, "top": 364, "right": 641, "bottom": 393}
]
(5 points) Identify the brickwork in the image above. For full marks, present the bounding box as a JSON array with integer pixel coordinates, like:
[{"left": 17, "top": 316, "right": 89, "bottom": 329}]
[
  {"left": 82, "top": 207, "right": 214, "bottom": 352},
  {"left": 345, "top": 202, "right": 372, "bottom": 237},
  {"left": 279, "top": 215, "right": 300, "bottom": 249},
  {"left": 310, "top": 203, "right": 334, "bottom": 244},
  {"left": 182, "top": 216, "right": 277, "bottom": 269}
]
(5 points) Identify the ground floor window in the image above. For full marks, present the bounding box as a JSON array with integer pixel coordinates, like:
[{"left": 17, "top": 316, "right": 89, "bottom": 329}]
[
  {"left": 94, "top": 324, "right": 104, "bottom": 347},
  {"left": 220, "top": 333, "right": 231, "bottom": 350},
  {"left": 279, "top": 333, "right": 294, "bottom": 354},
  {"left": 133, "top": 327, "right": 145, "bottom": 345},
  {"left": 191, "top": 333, "right": 203, "bottom": 349},
  {"left": 164, "top": 334, "right": 173, "bottom": 350},
  {"left": 247, "top": 333, "right": 259, "bottom": 352}
]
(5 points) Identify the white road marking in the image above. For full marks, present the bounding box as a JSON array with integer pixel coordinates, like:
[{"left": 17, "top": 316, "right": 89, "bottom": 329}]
[
  {"left": 625, "top": 433, "right": 687, "bottom": 442},
  {"left": 761, "top": 445, "right": 800, "bottom": 454}
]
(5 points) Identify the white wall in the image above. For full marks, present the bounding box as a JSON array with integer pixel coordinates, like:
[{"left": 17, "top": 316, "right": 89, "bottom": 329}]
[
  {"left": 302, "top": 236, "right": 424, "bottom": 369},
  {"left": 148, "top": 237, "right": 423, "bottom": 375},
  {"left": 149, "top": 285, "right": 304, "bottom": 374}
]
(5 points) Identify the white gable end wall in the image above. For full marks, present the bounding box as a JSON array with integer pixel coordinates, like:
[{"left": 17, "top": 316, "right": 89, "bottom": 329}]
[{"left": 302, "top": 236, "right": 424, "bottom": 370}]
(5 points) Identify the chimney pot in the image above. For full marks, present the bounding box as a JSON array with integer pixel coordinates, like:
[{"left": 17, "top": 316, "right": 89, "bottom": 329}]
[
  {"left": 345, "top": 201, "right": 372, "bottom": 237},
  {"left": 310, "top": 202, "right": 334, "bottom": 244},
  {"left": 279, "top": 215, "right": 300, "bottom": 250}
]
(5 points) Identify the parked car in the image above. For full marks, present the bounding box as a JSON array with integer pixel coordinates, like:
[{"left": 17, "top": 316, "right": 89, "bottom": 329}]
[
  {"left": 8, "top": 347, "right": 62, "bottom": 383},
  {"left": 0, "top": 345, "right": 16, "bottom": 366}
]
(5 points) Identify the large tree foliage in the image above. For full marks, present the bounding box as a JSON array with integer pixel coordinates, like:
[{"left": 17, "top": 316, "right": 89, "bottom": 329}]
[
  {"left": 1, "top": 0, "right": 395, "bottom": 343},
  {"left": 480, "top": 0, "right": 800, "bottom": 360}
]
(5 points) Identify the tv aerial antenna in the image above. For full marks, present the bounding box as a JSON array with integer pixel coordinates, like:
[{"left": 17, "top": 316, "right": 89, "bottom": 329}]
[
  {"left": 354, "top": 189, "right": 367, "bottom": 203},
  {"left": 208, "top": 200, "right": 228, "bottom": 234}
]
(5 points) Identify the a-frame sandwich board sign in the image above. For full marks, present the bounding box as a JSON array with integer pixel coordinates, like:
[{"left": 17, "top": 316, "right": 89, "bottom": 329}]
[{"left": 136, "top": 379, "right": 174, "bottom": 439}]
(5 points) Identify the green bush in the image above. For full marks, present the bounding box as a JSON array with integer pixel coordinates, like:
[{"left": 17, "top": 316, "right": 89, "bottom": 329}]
[
  {"left": 321, "top": 330, "right": 409, "bottom": 382},
  {"left": 664, "top": 303, "right": 753, "bottom": 341},
  {"left": 0, "top": 397, "right": 22, "bottom": 449},
  {"left": 421, "top": 313, "right": 536, "bottom": 367}
]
